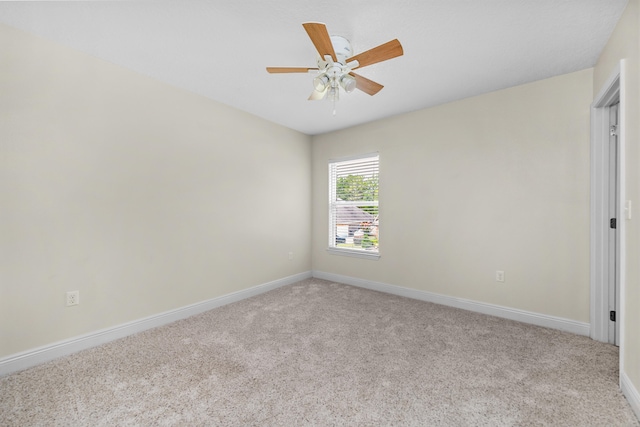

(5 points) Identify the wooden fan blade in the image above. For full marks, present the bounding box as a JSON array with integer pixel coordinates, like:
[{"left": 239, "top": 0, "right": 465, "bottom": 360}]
[
  {"left": 347, "top": 39, "right": 403, "bottom": 69},
  {"left": 308, "top": 88, "right": 328, "bottom": 101},
  {"left": 302, "top": 22, "right": 337, "bottom": 62},
  {"left": 350, "top": 72, "right": 384, "bottom": 96},
  {"left": 266, "top": 67, "right": 317, "bottom": 73}
]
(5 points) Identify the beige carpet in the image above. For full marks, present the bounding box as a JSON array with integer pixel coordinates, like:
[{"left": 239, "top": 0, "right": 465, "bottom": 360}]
[{"left": 1, "top": 278, "right": 638, "bottom": 426}]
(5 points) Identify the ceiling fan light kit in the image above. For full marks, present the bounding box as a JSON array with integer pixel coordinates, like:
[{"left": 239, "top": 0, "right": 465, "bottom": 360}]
[{"left": 267, "top": 22, "right": 403, "bottom": 112}]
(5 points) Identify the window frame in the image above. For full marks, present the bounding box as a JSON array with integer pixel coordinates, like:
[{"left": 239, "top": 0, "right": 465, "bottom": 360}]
[{"left": 327, "top": 153, "right": 380, "bottom": 260}]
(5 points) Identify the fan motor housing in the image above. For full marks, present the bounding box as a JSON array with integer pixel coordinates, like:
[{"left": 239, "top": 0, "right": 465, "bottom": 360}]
[{"left": 316, "top": 35, "right": 353, "bottom": 69}]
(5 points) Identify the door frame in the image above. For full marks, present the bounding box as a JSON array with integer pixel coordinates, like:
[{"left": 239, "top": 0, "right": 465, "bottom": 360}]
[{"left": 590, "top": 60, "right": 626, "bottom": 355}]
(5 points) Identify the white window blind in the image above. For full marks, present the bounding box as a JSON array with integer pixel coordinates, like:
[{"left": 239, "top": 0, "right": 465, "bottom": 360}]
[{"left": 328, "top": 154, "right": 379, "bottom": 256}]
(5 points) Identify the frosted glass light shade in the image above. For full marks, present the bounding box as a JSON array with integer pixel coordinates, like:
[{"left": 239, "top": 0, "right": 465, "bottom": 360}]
[
  {"left": 313, "top": 74, "right": 330, "bottom": 91},
  {"left": 339, "top": 74, "right": 356, "bottom": 93}
]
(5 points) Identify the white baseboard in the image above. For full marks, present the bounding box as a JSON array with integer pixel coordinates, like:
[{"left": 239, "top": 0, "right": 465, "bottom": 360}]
[
  {"left": 312, "top": 271, "right": 590, "bottom": 336},
  {"left": 0, "top": 271, "right": 312, "bottom": 377},
  {"left": 622, "top": 372, "right": 640, "bottom": 421}
]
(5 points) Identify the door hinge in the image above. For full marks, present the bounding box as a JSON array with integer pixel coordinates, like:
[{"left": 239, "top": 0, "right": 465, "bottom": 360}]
[
  {"left": 610, "top": 125, "right": 618, "bottom": 136},
  {"left": 610, "top": 218, "right": 617, "bottom": 229},
  {"left": 610, "top": 311, "right": 616, "bottom": 322}
]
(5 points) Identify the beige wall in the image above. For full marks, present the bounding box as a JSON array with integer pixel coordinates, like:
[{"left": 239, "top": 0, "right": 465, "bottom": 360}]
[
  {"left": 0, "top": 24, "right": 312, "bottom": 358},
  {"left": 594, "top": 0, "right": 640, "bottom": 401},
  {"left": 312, "top": 69, "right": 593, "bottom": 322}
]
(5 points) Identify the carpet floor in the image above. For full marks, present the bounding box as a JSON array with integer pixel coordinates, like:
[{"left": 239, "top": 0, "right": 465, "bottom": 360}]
[{"left": 1, "top": 278, "right": 638, "bottom": 426}]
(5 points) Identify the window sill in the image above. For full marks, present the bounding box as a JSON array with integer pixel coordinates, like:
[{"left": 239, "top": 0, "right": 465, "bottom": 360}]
[{"left": 327, "top": 247, "right": 381, "bottom": 260}]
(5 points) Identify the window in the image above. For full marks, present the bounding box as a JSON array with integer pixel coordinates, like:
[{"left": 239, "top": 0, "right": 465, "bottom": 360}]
[{"left": 328, "top": 153, "right": 379, "bottom": 258}]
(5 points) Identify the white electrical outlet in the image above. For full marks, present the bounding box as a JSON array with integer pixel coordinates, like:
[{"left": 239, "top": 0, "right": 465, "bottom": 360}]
[
  {"left": 496, "top": 271, "right": 505, "bottom": 282},
  {"left": 66, "top": 290, "right": 80, "bottom": 306}
]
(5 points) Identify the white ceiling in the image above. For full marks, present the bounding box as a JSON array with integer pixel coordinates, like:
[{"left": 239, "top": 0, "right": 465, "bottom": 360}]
[{"left": 0, "top": 1, "right": 628, "bottom": 135}]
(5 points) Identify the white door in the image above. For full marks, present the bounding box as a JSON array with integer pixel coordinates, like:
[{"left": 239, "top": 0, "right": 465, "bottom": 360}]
[{"left": 608, "top": 102, "right": 620, "bottom": 346}]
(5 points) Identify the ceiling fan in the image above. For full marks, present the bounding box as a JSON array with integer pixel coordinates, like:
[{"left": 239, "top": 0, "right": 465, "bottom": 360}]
[{"left": 266, "top": 22, "right": 403, "bottom": 103}]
